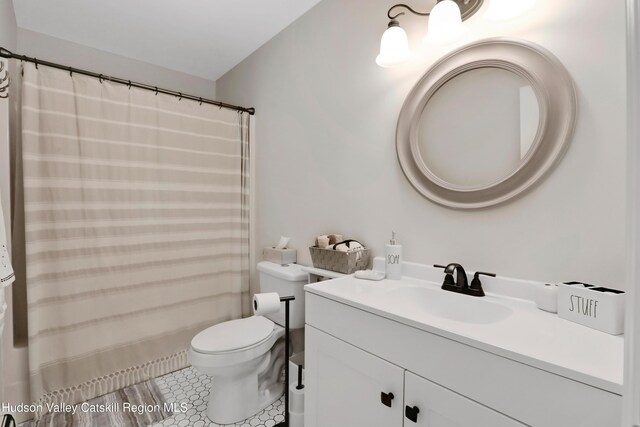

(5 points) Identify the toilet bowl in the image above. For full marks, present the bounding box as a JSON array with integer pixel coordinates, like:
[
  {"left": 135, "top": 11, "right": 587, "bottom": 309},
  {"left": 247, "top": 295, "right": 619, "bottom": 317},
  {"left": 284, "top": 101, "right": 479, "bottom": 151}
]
[
  {"left": 189, "top": 316, "right": 285, "bottom": 424},
  {"left": 189, "top": 262, "right": 307, "bottom": 424}
]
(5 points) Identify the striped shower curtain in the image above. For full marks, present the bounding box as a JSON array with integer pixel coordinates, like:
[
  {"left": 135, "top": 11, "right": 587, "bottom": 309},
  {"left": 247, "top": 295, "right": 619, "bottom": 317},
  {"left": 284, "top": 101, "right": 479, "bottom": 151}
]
[{"left": 19, "top": 63, "right": 250, "bottom": 410}]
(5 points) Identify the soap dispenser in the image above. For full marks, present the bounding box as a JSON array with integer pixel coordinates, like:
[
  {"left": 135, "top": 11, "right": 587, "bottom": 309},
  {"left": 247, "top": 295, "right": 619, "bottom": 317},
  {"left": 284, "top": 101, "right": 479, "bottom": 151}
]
[{"left": 385, "top": 232, "right": 402, "bottom": 280}]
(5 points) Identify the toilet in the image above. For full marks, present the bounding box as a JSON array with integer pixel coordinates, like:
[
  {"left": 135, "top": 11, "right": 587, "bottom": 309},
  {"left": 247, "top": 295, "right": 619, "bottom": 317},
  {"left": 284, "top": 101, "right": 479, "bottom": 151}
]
[{"left": 189, "top": 261, "right": 307, "bottom": 424}]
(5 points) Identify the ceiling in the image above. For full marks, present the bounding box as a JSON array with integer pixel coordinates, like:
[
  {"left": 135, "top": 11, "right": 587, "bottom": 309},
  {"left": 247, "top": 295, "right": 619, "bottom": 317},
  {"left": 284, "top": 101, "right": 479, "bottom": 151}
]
[{"left": 12, "top": 0, "right": 323, "bottom": 81}]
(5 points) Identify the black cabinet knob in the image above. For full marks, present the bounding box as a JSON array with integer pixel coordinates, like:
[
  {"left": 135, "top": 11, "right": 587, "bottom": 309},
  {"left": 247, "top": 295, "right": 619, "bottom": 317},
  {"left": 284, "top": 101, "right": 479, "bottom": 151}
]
[
  {"left": 380, "top": 392, "right": 395, "bottom": 407},
  {"left": 405, "top": 405, "right": 420, "bottom": 423}
]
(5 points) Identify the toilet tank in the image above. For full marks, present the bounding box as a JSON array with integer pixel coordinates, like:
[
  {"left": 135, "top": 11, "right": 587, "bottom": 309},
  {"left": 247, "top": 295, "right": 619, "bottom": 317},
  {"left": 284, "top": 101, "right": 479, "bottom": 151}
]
[{"left": 257, "top": 261, "right": 307, "bottom": 329}]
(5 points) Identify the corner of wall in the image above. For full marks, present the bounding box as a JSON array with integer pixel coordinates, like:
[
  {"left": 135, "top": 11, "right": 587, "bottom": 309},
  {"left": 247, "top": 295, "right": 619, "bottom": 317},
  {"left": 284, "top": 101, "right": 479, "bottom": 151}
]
[{"left": 0, "top": 0, "right": 17, "bottom": 50}]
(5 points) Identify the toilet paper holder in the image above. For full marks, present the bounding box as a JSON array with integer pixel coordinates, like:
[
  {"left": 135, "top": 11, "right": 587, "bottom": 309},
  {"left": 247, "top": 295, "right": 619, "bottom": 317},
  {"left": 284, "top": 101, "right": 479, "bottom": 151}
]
[{"left": 275, "top": 295, "right": 295, "bottom": 427}]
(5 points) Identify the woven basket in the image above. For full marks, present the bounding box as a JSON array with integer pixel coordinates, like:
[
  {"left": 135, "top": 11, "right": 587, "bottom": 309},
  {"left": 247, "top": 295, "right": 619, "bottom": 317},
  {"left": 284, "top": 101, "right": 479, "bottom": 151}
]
[{"left": 309, "top": 246, "right": 370, "bottom": 274}]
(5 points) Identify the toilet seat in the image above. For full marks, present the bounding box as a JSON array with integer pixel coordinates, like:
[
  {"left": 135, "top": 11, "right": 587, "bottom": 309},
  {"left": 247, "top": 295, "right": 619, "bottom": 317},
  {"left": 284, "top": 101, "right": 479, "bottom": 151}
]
[
  {"left": 189, "top": 322, "right": 284, "bottom": 371},
  {"left": 191, "top": 316, "right": 275, "bottom": 354}
]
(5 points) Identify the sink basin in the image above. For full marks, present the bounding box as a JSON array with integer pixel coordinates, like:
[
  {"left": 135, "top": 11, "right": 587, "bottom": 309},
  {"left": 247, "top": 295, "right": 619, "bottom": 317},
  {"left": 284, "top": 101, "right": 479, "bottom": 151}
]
[{"left": 384, "top": 286, "right": 513, "bottom": 324}]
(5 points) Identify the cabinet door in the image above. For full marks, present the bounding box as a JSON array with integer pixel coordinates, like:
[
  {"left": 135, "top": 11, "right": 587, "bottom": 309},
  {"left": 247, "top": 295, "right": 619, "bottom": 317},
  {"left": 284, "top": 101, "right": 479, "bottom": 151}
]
[
  {"left": 305, "top": 326, "right": 404, "bottom": 427},
  {"left": 404, "top": 372, "right": 525, "bottom": 427}
]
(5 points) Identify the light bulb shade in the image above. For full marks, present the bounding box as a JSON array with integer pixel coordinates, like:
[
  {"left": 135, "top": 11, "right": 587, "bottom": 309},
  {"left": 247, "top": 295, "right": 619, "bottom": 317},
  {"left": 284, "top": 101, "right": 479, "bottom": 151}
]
[
  {"left": 376, "top": 23, "right": 410, "bottom": 67},
  {"left": 423, "top": 0, "right": 464, "bottom": 46},
  {"left": 485, "top": 0, "right": 535, "bottom": 20}
]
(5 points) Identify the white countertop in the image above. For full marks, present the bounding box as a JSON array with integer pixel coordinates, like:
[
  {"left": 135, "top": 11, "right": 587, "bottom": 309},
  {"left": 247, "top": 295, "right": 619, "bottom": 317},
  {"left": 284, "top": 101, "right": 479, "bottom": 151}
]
[{"left": 305, "top": 264, "right": 624, "bottom": 395}]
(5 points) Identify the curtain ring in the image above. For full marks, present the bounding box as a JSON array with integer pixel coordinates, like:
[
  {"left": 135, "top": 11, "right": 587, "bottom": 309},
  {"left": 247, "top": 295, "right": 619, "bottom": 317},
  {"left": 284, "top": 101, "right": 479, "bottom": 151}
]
[
  {"left": 98, "top": 74, "right": 104, "bottom": 83},
  {"left": 68, "top": 67, "right": 73, "bottom": 77},
  {"left": 0, "top": 76, "right": 9, "bottom": 96},
  {"left": 178, "top": 92, "right": 182, "bottom": 101},
  {"left": 154, "top": 87, "right": 158, "bottom": 95},
  {"left": 34, "top": 58, "right": 38, "bottom": 69},
  {"left": 199, "top": 97, "right": 202, "bottom": 105},
  {"left": 128, "top": 80, "right": 132, "bottom": 90},
  {"left": 0, "top": 74, "right": 8, "bottom": 98}
]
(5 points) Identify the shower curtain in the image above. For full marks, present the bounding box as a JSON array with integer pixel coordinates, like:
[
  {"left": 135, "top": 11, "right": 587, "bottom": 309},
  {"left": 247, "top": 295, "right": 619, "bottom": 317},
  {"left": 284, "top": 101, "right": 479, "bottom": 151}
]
[{"left": 19, "top": 63, "right": 251, "bottom": 411}]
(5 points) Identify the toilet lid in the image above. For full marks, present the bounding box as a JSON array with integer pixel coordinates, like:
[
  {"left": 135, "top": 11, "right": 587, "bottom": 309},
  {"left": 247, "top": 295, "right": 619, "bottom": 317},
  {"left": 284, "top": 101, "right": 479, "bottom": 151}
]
[{"left": 191, "top": 316, "right": 275, "bottom": 354}]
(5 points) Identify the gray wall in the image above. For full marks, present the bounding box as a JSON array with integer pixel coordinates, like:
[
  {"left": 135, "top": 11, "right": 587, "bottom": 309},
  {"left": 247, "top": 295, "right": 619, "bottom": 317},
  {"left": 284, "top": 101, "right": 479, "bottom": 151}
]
[
  {"left": 216, "top": 0, "right": 627, "bottom": 287},
  {"left": 0, "top": 0, "right": 16, "bottom": 50},
  {"left": 17, "top": 29, "right": 216, "bottom": 97}
]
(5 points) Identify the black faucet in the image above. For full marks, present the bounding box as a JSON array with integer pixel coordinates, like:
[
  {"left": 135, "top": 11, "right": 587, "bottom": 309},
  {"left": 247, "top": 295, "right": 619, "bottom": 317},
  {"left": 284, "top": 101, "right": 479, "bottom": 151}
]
[{"left": 434, "top": 263, "right": 495, "bottom": 297}]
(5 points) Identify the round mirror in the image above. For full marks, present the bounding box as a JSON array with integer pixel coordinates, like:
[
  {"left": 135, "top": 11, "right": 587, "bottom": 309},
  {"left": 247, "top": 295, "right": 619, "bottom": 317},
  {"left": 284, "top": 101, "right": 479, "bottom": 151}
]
[
  {"left": 397, "top": 38, "right": 577, "bottom": 209},
  {"left": 417, "top": 67, "right": 540, "bottom": 188}
]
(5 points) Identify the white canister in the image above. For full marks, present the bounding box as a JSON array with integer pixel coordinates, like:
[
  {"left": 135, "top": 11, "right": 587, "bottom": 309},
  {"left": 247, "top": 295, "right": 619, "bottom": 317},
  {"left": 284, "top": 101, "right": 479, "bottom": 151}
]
[{"left": 534, "top": 283, "right": 558, "bottom": 313}]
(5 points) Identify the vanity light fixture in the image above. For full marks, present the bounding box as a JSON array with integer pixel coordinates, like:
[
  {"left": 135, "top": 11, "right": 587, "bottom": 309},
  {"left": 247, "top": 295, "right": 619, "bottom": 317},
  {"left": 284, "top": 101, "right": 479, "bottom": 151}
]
[
  {"left": 422, "top": 0, "right": 464, "bottom": 45},
  {"left": 376, "top": 0, "right": 484, "bottom": 68}
]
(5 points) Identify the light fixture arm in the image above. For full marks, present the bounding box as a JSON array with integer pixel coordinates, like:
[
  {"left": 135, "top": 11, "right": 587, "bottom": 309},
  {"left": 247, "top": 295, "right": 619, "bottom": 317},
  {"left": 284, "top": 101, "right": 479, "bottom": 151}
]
[
  {"left": 387, "top": 3, "right": 432, "bottom": 20},
  {"left": 387, "top": 0, "right": 482, "bottom": 22}
]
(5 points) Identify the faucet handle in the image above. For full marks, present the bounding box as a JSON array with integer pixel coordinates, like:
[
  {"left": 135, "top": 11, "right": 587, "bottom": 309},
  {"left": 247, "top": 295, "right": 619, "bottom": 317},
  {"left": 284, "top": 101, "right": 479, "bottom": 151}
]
[
  {"left": 470, "top": 271, "right": 496, "bottom": 295},
  {"left": 434, "top": 264, "right": 455, "bottom": 286},
  {"left": 474, "top": 271, "right": 496, "bottom": 280}
]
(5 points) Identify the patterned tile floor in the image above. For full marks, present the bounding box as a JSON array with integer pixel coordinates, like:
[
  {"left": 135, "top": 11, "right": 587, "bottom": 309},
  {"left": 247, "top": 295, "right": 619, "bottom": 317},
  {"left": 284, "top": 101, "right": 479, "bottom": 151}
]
[{"left": 151, "top": 367, "right": 285, "bottom": 427}]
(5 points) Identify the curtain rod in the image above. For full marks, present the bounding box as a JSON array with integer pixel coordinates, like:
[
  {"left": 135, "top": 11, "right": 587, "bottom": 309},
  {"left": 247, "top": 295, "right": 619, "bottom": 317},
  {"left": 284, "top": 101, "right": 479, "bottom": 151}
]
[{"left": 0, "top": 46, "right": 255, "bottom": 115}]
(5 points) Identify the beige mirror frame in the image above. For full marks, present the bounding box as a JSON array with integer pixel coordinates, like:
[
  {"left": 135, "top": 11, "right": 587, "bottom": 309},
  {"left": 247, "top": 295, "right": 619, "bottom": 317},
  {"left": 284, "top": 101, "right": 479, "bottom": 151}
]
[{"left": 396, "top": 38, "right": 578, "bottom": 209}]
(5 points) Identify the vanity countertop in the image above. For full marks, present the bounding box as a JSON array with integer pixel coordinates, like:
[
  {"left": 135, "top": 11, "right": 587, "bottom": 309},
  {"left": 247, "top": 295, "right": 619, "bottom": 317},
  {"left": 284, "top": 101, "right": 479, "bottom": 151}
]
[{"left": 305, "top": 267, "right": 624, "bottom": 395}]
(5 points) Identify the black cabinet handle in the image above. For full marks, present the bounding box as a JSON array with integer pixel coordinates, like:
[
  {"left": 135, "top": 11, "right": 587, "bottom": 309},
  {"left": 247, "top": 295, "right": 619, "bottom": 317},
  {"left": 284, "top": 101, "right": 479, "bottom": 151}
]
[
  {"left": 405, "top": 405, "right": 420, "bottom": 423},
  {"left": 380, "top": 392, "right": 394, "bottom": 407}
]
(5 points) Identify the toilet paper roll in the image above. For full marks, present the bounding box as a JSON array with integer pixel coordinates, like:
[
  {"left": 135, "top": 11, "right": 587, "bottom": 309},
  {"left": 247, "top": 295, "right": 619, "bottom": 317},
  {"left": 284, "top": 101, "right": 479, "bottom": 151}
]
[
  {"left": 316, "top": 235, "right": 330, "bottom": 249},
  {"left": 289, "top": 411, "right": 304, "bottom": 427},
  {"left": 535, "top": 283, "right": 558, "bottom": 313},
  {"left": 328, "top": 234, "right": 343, "bottom": 245},
  {"left": 289, "top": 383, "right": 305, "bottom": 415},
  {"left": 253, "top": 292, "right": 281, "bottom": 316}
]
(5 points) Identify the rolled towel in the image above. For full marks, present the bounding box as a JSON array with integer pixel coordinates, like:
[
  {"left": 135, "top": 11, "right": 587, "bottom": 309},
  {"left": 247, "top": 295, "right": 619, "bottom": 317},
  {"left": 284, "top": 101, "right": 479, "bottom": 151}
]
[
  {"left": 333, "top": 240, "right": 364, "bottom": 252},
  {"left": 335, "top": 244, "right": 348, "bottom": 252},
  {"left": 316, "top": 235, "right": 330, "bottom": 249},
  {"left": 328, "top": 234, "right": 344, "bottom": 245},
  {"left": 350, "top": 241, "right": 364, "bottom": 251}
]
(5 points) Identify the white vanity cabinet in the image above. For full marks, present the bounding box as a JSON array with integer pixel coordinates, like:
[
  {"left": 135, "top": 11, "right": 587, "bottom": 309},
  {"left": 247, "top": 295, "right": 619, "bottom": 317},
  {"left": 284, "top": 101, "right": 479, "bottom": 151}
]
[
  {"left": 304, "top": 288, "right": 622, "bottom": 427},
  {"left": 305, "top": 327, "right": 524, "bottom": 427},
  {"left": 305, "top": 326, "right": 404, "bottom": 427},
  {"left": 305, "top": 326, "right": 523, "bottom": 427}
]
